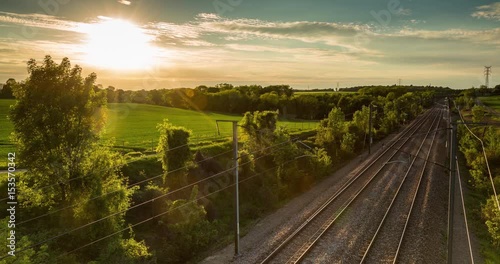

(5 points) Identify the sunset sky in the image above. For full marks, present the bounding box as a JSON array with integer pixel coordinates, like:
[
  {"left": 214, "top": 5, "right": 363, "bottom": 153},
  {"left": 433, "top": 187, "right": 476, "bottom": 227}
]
[{"left": 0, "top": 0, "right": 499, "bottom": 90}]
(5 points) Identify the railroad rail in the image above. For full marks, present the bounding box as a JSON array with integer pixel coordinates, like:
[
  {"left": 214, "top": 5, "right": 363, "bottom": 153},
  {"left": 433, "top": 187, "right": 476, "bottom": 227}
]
[
  {"left": 259, "top": 107, "right": 443, "bottom": 263},
  {"left": 360, "top": 108, "right": 442, "bottom": 263}
]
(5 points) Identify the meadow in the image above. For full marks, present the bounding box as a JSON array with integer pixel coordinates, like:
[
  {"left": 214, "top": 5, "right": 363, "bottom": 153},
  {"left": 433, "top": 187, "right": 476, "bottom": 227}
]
[
  {"left": 105, "top": 103, "right": 318, "bottom": 149},
  {"left": 479, "top": 96, "right": 500, "bottom": 111},
  {"left": 0, "top": 100, "right": 318, "bottom": 167},
  {"left": 294, "top": 91, "right": 354, "bottom": 95}
]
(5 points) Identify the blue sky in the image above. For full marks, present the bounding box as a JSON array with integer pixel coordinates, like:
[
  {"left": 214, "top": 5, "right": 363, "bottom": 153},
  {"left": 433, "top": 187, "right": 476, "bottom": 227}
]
[{"left": 0, "top": 0, "right": 499, "bottom": 89}]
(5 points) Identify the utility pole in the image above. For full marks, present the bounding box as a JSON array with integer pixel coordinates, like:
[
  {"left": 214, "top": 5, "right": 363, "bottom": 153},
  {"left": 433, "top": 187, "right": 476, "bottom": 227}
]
[
  {"left": 216, "top": 120, "right": 240, "bottom": 256},
  {"left": 398, "top": 78, "right": 402, "bottom": 86},
  {"left": 447, "top": 121, "right": 457, "bottom": 264},
  {"left": 484, "top": 66, "right": 492, "bottom": 88},
  {"left": 368, "top": 103, "right": 376, "bottom": 154}
]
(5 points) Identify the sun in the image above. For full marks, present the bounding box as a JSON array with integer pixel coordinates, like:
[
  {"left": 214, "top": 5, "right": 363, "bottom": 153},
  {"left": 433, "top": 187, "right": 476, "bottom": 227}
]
[{"left": 81, "top": 17, "right": 157, "bottom": 70}]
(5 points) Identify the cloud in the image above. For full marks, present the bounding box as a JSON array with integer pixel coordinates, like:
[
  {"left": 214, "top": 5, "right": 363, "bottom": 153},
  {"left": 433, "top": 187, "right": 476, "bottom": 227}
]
[
  {"left": 199, "top": 17, "right": 371, "bottom": 39},
  {"left": 395, "top": 8, "right": 412, "bottom": 16},
  {"left": 0, "top": 12, "right": 83, "bottom": 33},
  {"left": 117, "top": 0, "right": 132, "bottom": 5},
  {"left": 408, "top": 19, "right": 426, "bottom": 24},
  {"left": 391, "top": 28, "right": 500, "bottom": 44},
  {"left": 194, "top": 15, "right": 376, "bottom": 53},
  {"left": 472, "top": 2, "right": 500, "bottom": 20}
]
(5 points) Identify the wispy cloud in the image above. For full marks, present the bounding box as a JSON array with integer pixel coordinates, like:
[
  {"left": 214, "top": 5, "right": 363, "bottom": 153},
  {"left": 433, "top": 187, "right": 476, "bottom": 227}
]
[
  {"left": 117, "top": 0, "right": 132, "bottom": 5},
  {"left": 472, "top": 2, "right": 500, "bottom": 20},
  {"left": 0, "top": 12, "right": 82, "bottom": 33},
  {"left": 391, "top": 28, "right": 500, "bottom": 44},
  {"left": 395, "top": 8, "right": 412, "bottom": 16}
]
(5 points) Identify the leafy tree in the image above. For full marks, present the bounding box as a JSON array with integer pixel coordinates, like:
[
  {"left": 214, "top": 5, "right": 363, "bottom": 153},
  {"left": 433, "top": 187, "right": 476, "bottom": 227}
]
[
  {"left": 258, "top": 92, "right": 280, "bottom": 111},
  {"left": 352, "top": 105, "right": 370, "bottom": 134},
  {"left": 494, "top": 84, "right": 500, "bottom": 95},
  {"left": 239, "top": 110, "right": 279, "bottom": 153},
  {"left": 106, "top": 86, "right": 117, "bottom": 103},
  {"left": 340, "top": 132, "right": 356, "bottom": 156},
  {"left": 10, "top": 56, "right": 149, "bottom": 261},
  {"left": 295, "top": 95, "right": 319, "bottom": 119},
  {"left": 471, "top": 105, "right": 486, "bottom": 123},
  {"left": 482, "top": 196, "right": 500, "bottom": 246},
  {"left": 0, "top": 78, "right": 16, "bottom": 99},
  {"left": 157, "top": 119, "right": 192, "bottom": 190},
  {"left": 315, "top": 107, "right": 348, "bottom": 162},
  {"left": 11, "top": 56, "right": 107, "bottom": 204},
  {"left": 160, "top": 186, "right": 219, "bottom": 263}
]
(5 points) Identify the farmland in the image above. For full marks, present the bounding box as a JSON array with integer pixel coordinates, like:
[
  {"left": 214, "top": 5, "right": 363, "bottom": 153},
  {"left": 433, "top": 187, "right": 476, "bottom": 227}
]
[
  {"left": 0, "top": 99, "right": 317, "bottom": 166},
  {"left": 479, "top": 96, "right": 500, "bottom": 111},
  {"left": 105, "top": 103, "right": 318, "bottom": 149},
  {"left": 294, "top": 91, "right": 354, "bottom": 95}
]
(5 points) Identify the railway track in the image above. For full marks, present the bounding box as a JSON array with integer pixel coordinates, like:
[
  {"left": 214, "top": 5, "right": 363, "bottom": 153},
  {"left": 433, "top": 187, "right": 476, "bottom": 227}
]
[
  {"left": 259, "top": 107, "right": 444, "bottom": 264},
  {"left": 360, "top": 108, "right": 443, "bottom": 263}
]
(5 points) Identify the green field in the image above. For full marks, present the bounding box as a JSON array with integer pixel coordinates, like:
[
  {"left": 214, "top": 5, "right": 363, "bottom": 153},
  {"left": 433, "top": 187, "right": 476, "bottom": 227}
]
[
  {"left": 294, "top": 91, "right": 355, "bottom": 95},
  {"left": 105, "top": 103, "right": 318, "bottom": 149},
  {"left": 479, "top": 96, "right": 500, "bottom": 111},
  {"left": 0, "top": 100, "right": 318, "bottom": 166}
]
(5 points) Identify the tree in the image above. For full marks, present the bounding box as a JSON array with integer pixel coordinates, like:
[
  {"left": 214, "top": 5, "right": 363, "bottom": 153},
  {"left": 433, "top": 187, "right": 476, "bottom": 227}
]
[
  {"left": 295, "top": 95, "right": 319, "bottom": 119},
  {"left": 106, "top": 85, "right": 117, "bottom": 103},
  {"left": 0, "top": 78, "right": 16, "bottom": 98},
  {"left": 316, "top": 107, "right": 347, "bottom": 160},
  {"left": 157, "top": 119, "right": 192, "bottom": 191},
  {"left": 11, "top": 56, "right": 107, "bottom": 204},
  {"left": 239, "top": 110, "right": 279, "bottom": 153},
  {"left": 494, "top": 84, "right": 500, "bottom": 95},
  {"left": 482, "top": 195, "right": 500, "bottom": 246},
  {"left": 471, "top": 105, "right": 486, "bottom": 123},
  {"left": 10, "top": 56, "right": 149, "bottom": 261}
]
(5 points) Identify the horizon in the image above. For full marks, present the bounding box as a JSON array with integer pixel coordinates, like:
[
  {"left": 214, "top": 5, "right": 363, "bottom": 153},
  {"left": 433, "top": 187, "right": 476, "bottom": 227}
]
[{"left": 0, "top": 0, "right": 499, "bottom": 90}]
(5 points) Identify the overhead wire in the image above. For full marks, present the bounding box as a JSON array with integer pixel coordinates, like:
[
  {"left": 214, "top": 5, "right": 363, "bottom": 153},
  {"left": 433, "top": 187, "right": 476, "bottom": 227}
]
[
  {"left": 456, "top": 103, "right": 500, "bottom": 212},
  {"left": 54, "top": 153, "right": 311, "bottom": 261},
  {"left": 1, "top": 133, "right": 310, "bottom": 258}
]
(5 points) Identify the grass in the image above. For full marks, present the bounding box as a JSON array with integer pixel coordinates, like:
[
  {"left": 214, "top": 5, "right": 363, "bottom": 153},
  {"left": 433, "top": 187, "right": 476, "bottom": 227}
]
[
  {"left": 0, "top": 100, "right": 318, "bottom": 167},
  {"left": 294, "top": 91, "right": 355, "bottom": 95},
  {"left": 479, "top": 96, "right": 500, "bottom": 112},
  {"left": 105, "top": 103, "right": 318, "bottom": 149}
]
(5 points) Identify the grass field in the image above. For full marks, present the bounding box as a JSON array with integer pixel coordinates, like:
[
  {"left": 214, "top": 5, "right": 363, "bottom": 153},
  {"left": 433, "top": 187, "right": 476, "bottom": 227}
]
[
  {"left": 106, "top": 103, "right": 318, "bottom": 149},
  {"left": 479, "top": 96, "right": 500, "bottom": 111},
  {"left": 294, "top": 91, "right": 355, "bottom": 95},
  {"left": 0, "top": 100, "right": 318, "bottom": 166}
]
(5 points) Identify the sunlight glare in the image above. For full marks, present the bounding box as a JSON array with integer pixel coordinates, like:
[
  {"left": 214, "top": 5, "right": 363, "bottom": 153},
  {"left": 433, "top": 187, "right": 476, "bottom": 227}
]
[{"left": 82, "top": 17, "right": 157, "bottom": 70}]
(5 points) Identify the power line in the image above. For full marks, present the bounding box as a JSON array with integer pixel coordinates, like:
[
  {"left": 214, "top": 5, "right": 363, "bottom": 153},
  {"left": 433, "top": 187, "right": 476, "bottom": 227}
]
[
  {"left": 3, "top": 138, "right": 307, "bottom": 259},
  {"left": 5, "top": 148, "right": 234, "bottom": 229},
  {"left": 54, "top": 154, "right": 311, "bottom": 261},
  {"left": 0, "top": 143, "right": 190, "bottom": 203},
  {"left": 456, "top": 104, "right": 500, "bottom": 212},
  {"left": 10, "top": 128, "right": 307, "bottom": 229},
  {"left": 4, "top": 134, "right": 308, "bottom": 234},
  {"left": 0, "top": 134, "right": 232, "bottom": 203}
]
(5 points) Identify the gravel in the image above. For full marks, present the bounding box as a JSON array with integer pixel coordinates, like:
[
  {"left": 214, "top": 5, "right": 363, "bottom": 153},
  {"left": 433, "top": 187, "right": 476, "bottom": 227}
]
[{"left": 201, "top": 108, "right": 455, "bottom": 264}]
